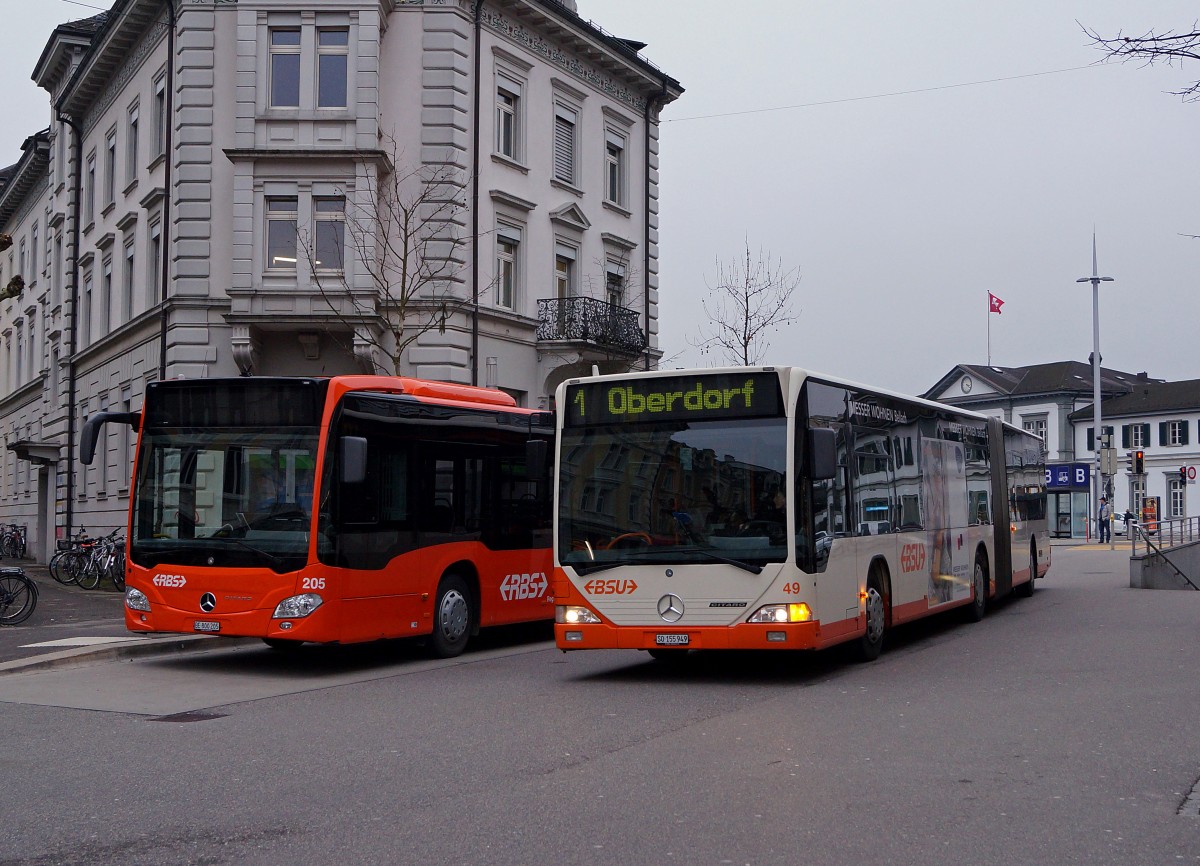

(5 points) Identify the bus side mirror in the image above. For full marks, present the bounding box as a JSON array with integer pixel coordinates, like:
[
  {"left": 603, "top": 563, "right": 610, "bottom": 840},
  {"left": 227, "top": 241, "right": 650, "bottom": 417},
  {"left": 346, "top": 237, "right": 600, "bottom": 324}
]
[
  {"left": 807, "top": 428, "right": 837, "bottom": 480},
  {"left": 80, "top": 411, "right": 140, "bottom": 465},
  {"left": 525, "top": 439, "right": 548, "bottom": 481},
  {"left": 339, "top": 436, "right": 368, "bottom": 484}
]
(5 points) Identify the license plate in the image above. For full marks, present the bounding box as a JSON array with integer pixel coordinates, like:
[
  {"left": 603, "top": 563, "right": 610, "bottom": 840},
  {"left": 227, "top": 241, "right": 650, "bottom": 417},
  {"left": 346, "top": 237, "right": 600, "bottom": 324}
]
[
  {"left": 194, "top": 621, "right": 221, "bottom": 633},
  {"left": 655, "top": 633, "right": 689, "bottom": 646}
]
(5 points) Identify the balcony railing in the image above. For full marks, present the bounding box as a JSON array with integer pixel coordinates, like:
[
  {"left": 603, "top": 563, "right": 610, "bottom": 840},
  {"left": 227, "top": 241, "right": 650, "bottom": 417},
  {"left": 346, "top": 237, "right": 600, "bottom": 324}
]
[{"left": 536, "top": 296, "right": 645, "bottom": 355}]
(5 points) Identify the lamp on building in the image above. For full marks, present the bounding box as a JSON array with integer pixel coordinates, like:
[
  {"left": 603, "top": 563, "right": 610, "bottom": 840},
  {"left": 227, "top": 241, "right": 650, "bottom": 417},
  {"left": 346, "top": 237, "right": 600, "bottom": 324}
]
[{"left": 485, "top": 357, "right": 498, "bottom": 389}]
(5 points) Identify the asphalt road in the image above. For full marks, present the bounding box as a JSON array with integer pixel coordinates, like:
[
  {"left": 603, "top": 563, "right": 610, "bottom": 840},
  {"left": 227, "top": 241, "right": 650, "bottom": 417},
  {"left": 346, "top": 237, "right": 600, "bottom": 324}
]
[{"left": 1, "top": 544, "right": 1197, "bottom": 866}]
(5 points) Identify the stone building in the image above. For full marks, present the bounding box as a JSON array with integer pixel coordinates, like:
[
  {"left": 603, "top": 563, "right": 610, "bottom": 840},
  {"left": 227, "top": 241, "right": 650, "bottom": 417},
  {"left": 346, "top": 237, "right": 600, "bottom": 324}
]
[{"left": 0, "top": 0, "right": 682, "bottom": 562}]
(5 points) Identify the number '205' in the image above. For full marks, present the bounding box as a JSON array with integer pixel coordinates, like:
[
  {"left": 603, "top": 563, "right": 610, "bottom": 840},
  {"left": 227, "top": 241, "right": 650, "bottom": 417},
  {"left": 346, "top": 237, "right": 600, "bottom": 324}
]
[{"left": 302, "top": 577, "right": 326, "bottom": 590}]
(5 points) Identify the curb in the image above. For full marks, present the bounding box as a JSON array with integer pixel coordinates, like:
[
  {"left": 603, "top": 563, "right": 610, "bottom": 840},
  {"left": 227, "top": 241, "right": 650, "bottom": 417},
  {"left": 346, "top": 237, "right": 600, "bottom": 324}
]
[{"left": 0, "top": 634, "right": 260, "bottom": 677}]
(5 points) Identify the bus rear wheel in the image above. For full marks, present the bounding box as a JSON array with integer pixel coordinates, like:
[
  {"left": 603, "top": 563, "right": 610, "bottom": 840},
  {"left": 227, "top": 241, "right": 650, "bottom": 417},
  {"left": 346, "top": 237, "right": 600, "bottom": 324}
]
[
  {"left": 966, "top": 555, "right": 987, "bottom": 622},
  {"left": 430, "top": 573, "right": 473, "bottom": 658},
  {"left": 856, "top": 574, "right": 886, "bottom": 662},
  {"left": 1016, "top": 544, "right": 1037, "bottom": 598}
]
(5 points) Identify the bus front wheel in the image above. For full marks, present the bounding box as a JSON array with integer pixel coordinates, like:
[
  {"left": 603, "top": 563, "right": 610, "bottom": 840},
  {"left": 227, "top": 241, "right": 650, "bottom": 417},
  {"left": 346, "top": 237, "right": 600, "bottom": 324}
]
[{"left": 431, "top": 573, "right": 473, "bottom": 658}]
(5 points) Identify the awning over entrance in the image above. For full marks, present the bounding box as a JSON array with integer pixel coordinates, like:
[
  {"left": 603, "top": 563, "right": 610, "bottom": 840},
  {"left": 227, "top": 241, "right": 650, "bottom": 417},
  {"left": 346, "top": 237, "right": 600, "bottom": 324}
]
[{"left": 6, "top": 440, "right": 60, "bottom": 465}]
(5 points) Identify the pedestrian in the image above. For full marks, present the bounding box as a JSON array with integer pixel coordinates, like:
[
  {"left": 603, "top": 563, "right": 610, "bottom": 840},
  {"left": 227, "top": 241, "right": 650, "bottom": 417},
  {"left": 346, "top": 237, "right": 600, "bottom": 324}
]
[
  {"left": 1097, "top": 497, "right": 1110, "bottom": 543},
  {"left": 1123, "top": 508, "right": 1133, "bottom": 535}
]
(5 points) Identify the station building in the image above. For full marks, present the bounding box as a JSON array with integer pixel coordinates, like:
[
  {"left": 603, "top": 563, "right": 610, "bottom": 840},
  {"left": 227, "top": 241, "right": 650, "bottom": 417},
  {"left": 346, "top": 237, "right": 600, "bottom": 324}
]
[
  {"left": 0, "top": 0, "right": 682, "bottom": 562},
  {"left": 925, "top": 362, "right": 1198, "bottom": 539}
]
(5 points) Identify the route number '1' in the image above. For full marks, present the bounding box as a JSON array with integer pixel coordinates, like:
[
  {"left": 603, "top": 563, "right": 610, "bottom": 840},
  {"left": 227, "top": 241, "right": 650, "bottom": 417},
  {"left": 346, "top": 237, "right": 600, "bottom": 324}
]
[{"left": 573, "top": 389, "right": 585, "bottom": 418}]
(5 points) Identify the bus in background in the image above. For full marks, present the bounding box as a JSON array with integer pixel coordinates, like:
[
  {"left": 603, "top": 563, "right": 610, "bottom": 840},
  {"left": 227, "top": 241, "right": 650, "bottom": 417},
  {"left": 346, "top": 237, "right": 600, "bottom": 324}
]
[
  {"left": 81, "top": 376, "right": 554, "bottom": 657},
  {"left": 553, "top": 367, "right": 1048, "bottom": 660}
]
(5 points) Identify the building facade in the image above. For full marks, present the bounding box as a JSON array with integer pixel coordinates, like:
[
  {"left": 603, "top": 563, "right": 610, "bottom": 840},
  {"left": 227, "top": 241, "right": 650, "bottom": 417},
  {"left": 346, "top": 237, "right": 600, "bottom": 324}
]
[
  {"left": 925, "top": 362, "right": 1197, "bottom": 539},
  {"left": 0, "top": 0, "right": 682, "bottom": 562}
]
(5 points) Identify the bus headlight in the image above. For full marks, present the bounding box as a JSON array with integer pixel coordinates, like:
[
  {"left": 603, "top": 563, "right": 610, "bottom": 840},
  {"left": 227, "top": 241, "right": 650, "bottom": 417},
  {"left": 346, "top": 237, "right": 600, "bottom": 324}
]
[
  {"left": 273, "top": 593, "right": 323, "bottom": 619},
  {"left": 747, "top": 603, "right": 812, "bottom": 624},
  {"left": 125, "top": 587, "right": 151, "bottom": 613},
  {"left": 556, "top": 605, "right": 601, "bottom": 625}
]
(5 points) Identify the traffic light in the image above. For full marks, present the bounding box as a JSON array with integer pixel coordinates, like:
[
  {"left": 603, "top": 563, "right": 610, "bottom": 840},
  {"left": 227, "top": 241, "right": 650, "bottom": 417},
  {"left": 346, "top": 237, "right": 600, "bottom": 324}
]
[
  {"left": 1133, "top": 450, "right": 1145, "bottom": 474},
  {"left": 1182, "top": 467, "right": 1189, "bottom": 483}
]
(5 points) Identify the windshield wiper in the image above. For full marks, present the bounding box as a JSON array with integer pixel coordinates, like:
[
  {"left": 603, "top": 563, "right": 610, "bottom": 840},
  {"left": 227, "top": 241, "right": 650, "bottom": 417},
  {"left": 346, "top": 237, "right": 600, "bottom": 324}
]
[
  {"left": 687, "top": 548, "right": 762, "bottom": 574},
  {"left": 570, "top": 560, "right": 624, "bottom": 576}
]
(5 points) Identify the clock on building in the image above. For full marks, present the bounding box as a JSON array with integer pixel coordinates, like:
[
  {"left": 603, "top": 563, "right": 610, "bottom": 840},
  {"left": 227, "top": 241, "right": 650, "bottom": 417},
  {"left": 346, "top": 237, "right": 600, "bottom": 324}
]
[{"left": 960, "top": 376, "right": 973, "bottom": 393}]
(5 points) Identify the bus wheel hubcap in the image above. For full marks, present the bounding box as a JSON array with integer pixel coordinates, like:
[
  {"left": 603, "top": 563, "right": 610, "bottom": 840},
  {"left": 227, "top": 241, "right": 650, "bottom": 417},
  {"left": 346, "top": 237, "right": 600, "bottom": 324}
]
[
  {"left": 439, "top": 590, "right": 469, "bottom": 642},
  {"left": 865, "top": 587, "right": 884, "bottom": 643}
]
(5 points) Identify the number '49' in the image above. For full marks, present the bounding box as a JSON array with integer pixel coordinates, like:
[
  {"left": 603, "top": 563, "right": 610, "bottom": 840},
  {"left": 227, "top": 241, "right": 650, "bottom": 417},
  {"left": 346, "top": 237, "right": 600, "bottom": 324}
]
[{"left": 782, "top": 582, "right": 803, "bottom": 594}]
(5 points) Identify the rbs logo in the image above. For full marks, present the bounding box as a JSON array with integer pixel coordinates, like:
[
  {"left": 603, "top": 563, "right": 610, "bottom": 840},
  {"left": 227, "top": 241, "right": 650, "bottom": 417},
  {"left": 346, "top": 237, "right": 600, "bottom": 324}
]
[
  {"left": 899, "top": 544, "right": 927, "bottom": 574},
  {"left": 500, "top": 572, "right": 548, "bottom": 601}
]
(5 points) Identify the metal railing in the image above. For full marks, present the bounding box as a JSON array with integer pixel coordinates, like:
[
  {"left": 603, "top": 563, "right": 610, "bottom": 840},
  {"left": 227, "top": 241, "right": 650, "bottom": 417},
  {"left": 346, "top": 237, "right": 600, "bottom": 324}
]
[
  {"left": 1130, "top": 515, "right": 1200, "bottom": 557},
  {"left": 536, "top": 297, "right": 646, "bottom": 355}
]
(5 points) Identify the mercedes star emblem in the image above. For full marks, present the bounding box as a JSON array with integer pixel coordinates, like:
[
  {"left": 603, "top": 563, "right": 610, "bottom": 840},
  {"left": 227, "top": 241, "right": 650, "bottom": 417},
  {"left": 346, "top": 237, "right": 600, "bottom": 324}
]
[
  {"left": 657, "top": 593, "right": 684, "bottom": 623},
  {"left": 200, "top": 592, "right": 217, "bottom": 613}
]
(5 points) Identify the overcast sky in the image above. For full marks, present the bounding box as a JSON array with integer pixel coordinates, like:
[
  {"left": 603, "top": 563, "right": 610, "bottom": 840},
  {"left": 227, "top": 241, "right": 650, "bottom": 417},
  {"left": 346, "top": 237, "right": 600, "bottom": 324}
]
[{"left": 3, "top": 1, "right": 1197, "bottom": 396}]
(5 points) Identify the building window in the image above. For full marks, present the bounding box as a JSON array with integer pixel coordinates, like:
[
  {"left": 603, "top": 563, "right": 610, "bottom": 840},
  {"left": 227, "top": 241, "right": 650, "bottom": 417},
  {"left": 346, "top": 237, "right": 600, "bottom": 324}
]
[
  {"left": 270, "top": 29, "right": 302, "bottom": 108},
  {"left": 100, "top": 257, "right": 113, "bottom": 334},
  {"left": 496, "top": 75, "right": 522, "bottom": 159},
  {"left": 81, "top": 270, "right": 93, "bottom": 348},
  {"left": 1168, "top": 478, "right": 1185, "bottom": 518},
  {"left": 266, "top": 197, "right": 298, "bottom": 270},
  {"left": 105, "top": 130, "right": 117, "bottom": 206},
  {"left": 555, "top": 245, "right": 575, "bottom": 300},
  {"left": 15, "top": 324, "right": 24, "bottom": 384},
  {"left": 149, "top": 219, "right": 162, "bottom": 306},
  {"left": 317, "top": 29, "right": 349, "bottom": 108},
  {"left": 313, "top": 197, "right": 345, "bottom": 271},
  {"left": 153, "top": 73, "right": 167, "bottom": 157},
  {"left": 122, "top": 239, "right": 136, "bottom": 321},
  {"left": 495, "top": 225, "right": 520, "bottom": 309},
  {"left": 1022, "top": 417, "right": 1047, "bottom": 441},
  {"left": 53, "top": 235, "right": 63, "bottom": 307},
  {"left": 1165, "top": 420, "right": 1189, "bottom": 446},
  {"left": 126, "top": 103, "right": 139, "bottom": 185},
  {"left": 18, "top": 239, "right": 25, "bottom": 281},
  {"left": 553, "top": 105, "right": 577, "bottom": 185},
  {"left": 605, "top": 130, "right": 626, "bottom": 206},
  {"left": 1131, "top": 424, "right": 1147, "bottom": 448},
  {"left": 85, "top": 153, "right": 96, "bottom": 225},
  {"left": 29, "top": 224, "right": 38, "bottom": 286},
  {"left": 606, "top": 259, "right": 625, "bottom": 307}
]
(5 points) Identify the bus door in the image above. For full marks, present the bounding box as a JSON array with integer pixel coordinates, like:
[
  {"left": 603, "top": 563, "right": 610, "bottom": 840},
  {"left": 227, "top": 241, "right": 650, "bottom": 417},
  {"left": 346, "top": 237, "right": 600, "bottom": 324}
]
[{"left": 988, "top": 417, "right": 1013, "bottom": 596}]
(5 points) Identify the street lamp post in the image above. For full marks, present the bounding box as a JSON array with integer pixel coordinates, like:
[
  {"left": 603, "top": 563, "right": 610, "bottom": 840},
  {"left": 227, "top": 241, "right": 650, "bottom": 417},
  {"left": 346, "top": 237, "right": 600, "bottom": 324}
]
[{"left": 1077, "top": 234, "right": 1113, "bottom": 548}]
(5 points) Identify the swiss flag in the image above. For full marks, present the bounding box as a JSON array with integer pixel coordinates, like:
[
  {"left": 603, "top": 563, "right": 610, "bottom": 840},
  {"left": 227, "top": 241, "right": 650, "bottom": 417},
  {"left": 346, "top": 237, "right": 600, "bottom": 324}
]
[{"left": 989, "top": 292, "right": 1005, "bottom": 314}]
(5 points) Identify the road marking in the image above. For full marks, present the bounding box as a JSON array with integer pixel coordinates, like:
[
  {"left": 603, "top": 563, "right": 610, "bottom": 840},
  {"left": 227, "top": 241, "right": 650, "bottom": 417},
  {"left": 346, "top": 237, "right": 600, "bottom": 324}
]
[{"left": 20, "top": 637, "right": 140, "bottom": 648}]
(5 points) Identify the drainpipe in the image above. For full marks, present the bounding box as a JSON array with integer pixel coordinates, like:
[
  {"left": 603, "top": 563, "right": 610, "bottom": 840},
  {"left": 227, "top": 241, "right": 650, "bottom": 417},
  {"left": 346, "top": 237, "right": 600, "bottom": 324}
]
[
  {"left": 157, "top": 0, "right": 177, "bottom": 379},
  {"left": 470, "top": 0, "right": 484, "bottom": 386},
  {"left": 57, "top": 113, "right": 83, "bottom": 539}
]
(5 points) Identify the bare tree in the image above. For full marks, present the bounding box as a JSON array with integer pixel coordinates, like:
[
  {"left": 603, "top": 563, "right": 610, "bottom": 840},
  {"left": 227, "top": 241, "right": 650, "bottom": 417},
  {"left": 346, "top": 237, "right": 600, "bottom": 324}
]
[
  {"left": 1082, "top": 21, "right": 1200, "bottom": 101},
  {"left": 690, "top": 241, "right": 801, "bottom": 366},
  {"left": 301, "top": 138, "right": 479, "bottom": 375}
]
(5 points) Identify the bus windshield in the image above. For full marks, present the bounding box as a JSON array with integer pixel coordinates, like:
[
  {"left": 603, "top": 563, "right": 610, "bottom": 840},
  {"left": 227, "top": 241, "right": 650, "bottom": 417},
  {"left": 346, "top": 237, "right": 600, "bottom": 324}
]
[
  {"left": 131, "top": 427, "right": 319, "bottom": 573},
  {"left": 558, "top": 417, "right": 788, "bottom": 572}
]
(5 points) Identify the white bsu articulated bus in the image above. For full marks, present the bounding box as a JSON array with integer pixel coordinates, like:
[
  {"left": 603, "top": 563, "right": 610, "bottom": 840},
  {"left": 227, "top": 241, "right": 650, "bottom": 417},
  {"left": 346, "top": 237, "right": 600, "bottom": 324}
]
[{"left": 552, "top": 367, "right": 1049, "bottom": 660}]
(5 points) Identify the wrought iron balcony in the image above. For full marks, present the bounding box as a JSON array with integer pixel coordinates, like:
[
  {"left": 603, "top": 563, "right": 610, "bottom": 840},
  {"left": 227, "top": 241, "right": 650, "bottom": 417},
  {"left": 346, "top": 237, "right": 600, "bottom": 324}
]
[{"left": 536, "top": 296, "right": 646, "bottom": 355}]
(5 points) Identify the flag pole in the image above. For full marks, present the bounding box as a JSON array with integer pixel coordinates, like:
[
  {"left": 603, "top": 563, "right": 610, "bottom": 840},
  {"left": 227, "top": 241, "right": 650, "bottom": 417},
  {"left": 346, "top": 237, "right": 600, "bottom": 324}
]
[{"left": 987, "top": 293, "right": 991, "bottom": 365}]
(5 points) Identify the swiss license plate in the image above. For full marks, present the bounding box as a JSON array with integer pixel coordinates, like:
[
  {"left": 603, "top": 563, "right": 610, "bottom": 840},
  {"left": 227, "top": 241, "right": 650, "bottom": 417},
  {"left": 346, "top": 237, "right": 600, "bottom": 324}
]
[
  {"left": 655, "top": 633, "right": 689, "bottom": 646},
  {"left": 194, "top": 621, "right": 221, "bottom": 633}
]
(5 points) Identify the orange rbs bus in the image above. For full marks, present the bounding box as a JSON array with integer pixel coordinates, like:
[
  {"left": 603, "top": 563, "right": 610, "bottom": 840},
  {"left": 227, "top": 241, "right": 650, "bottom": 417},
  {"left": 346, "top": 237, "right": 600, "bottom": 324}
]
[
  {"left": 553, "top": 367, "right": 1049, "bottom": 661},
  {"left": 81, "top": 376, "right": 554, "bottom": 656}
]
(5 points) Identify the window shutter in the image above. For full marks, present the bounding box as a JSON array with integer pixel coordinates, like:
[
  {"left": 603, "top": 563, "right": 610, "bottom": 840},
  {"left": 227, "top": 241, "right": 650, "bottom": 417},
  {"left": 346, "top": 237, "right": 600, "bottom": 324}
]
[
  {"left": 1160, "top": 422, "right": 1168, "bottom": 446},
  {"left": 1141, "top": 423, "right": 1151, "bottom": 446},
  {"left": 1183, "top": 420, "right": 1190, "bottom": 445},
  {"left": 1087, "top": 427, "right": 1094, "bottom": 451},
  {"left": 1121, "top": 425, "right": 1130, "bottom": 448},
  {"left": 553, "top": 113, "right": 575, "bottom": 183}
]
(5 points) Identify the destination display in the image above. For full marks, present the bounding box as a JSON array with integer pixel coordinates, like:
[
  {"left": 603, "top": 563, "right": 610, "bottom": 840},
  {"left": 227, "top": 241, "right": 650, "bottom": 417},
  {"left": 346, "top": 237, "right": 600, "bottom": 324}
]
[{"left": 564, "top": 372, "right": 783, "bottom": 427}]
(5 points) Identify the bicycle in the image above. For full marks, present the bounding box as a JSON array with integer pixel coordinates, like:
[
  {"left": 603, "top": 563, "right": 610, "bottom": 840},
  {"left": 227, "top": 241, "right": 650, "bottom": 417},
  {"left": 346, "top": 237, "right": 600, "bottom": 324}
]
[
  {"left": 0, "top": 567, "right": 38, "bottom": 625},
  {"left": 76, "top": 530, "right": 125, "bottom": 591},
  {"left": 49, "top": 529, "right": 89, "bottom": 586},
  {"left": 0, "top": 523, "right": 27, "bottom": 560}
]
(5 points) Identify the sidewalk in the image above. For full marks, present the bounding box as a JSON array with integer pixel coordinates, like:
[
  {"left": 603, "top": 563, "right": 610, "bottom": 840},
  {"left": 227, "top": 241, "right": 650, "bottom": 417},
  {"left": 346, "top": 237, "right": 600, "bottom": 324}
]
[{"left": 0, "top": 561, "right": 240, "bottom": 675}]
